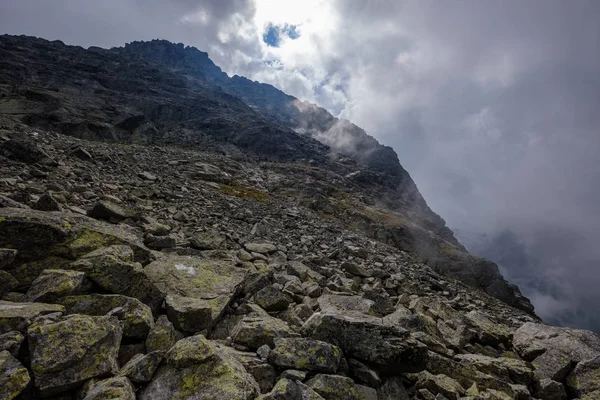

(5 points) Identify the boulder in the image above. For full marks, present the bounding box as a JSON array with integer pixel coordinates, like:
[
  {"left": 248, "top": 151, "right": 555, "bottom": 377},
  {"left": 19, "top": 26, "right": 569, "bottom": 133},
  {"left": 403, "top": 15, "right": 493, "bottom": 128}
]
[
  {"left": 69, "top": 246, "right": 163, "bottom": 312},
  {"left": 318, "top": 294, "right": 375, "bottom": 315},
  {"left": 302, "top": 311, "right": 428, "bottom": 372},
  {"left": 139, "top": 335, "right": 259, "bottom": 400},
  {"left": 378, "top": 376, "right": 410, "bottom": 400},
  {"left": 566, "top": 355, "right": 600, "bottom": 398},
  {"left": 146, "top": 315, "right": 177, "bottom": 352},
  {"left": 464, "top": 311, "right": 513, "bottom": 346},
  {"left": 348, "top": 358, "right": 381, "bottom": 387},
  {"left": 58, "top": 294, "right": 154, "bottom": 339},
  {"left": 254, "top": 285, "right": 292, "bottom": 312},
  {"left": 513, "top": 322, "right": 600, "bottom": 361},
  {"left": 514, "top": 322, "right": 600, "bottom": 381},
  {"left": 0, "top": 331, "right": 24, "bottom": 357},
  {"left": 268, "top": 337, "right": 343, "bottom": 373},
  {"left": 26, "top": 269, "right": 89, "bottom": 302},
  {"left": 0, "top": 300, "right": 64, "bottom": 333},
  {"left": 537, "top": 379, "right": 567, "bottom": 400},
  {"left": 414, "top": 371, "right": 465, "bottom": 400},
  {"left": 454, "top": 354, "right": 534, "bottom": 386},
  {"left": 145, "top": 255, "right": 247, "bottom": 332},
  {"left": 258, "top": 378, "right": 325, "bottom": 400},
  {"left": 244, "top": 243, "right": 277, "bottom": 254},
  {"left": 0, "top": 271, "right": 18, "bottom": 297},
  {"left": 119, "top": 351, "right": 164, "bottom": 383},
  {"left": 306, "top": 374, "right": 363, "bottom": 400},
  {"left": 0, "top": 350, "right": 31, "bottom": 400},
  {"left": 190, "top": 232, "right": 226, "bottom": 250},
  {"left": 81, "top": 376, "right": 136, "bottom": 400},
  {"left": 231, "top": 305, "right": 297, "bottom": 350},
  {"left": 0, "top": 208, "right": 153, "bottom": 265},
  {"left": 28, "top": 314, "right": 122, "bottom": 396},
  {"left": 87, "top": 200, "right": 134, "bottom": 223}
]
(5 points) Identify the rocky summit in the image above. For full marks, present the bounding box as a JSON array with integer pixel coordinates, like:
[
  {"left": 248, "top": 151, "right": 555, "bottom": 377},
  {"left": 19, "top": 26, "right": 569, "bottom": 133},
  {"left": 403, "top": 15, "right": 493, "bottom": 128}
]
[{"left": 0, "top": 34, "right": 597, "bottom": 400}]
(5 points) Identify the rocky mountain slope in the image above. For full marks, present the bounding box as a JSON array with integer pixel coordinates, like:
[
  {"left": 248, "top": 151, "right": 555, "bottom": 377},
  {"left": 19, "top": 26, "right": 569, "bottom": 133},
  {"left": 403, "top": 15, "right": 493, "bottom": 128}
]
[{"left": 0, "top": 34, "right": 598, "bottom": 400}]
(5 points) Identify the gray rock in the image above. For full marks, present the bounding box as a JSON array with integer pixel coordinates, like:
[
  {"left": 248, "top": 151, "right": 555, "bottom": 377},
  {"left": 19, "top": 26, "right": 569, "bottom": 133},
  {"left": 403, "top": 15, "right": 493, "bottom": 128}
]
[
  {"left": 119, "top": 351, "right": 164, "bottom": 383},
  {"left": 26, "top": 269, "right": 89, "bottom": 302},
  {"left": 190, "top": 232, "right": 226, "bottom": 250},
  {"left": 514, "top": 322, "right": 600, "bottom": 381},
  {"left": 0, "top": 350, "right": 30, "bottom": 400},
  {"left": 0, "top": 271, "right": 18, "bottom": 297},
  {"left": 566, "top": 355, "right": 600, "bottom": 398},
  {"left": 302, "top": 311, "right": 428, "bottom": 372},
  {"left": 306, "top": 374, "right": 362, "bottom": 400},
  {"left": 258, "top": 378, "right": 325, "bottom": 400},
  {"left": 87, "top": 200, "right": 133, "bottom": 223},
  {"left": 58, "top": 294, "right": 154, "bottom": 339},
  {"left": 268, "top": 337, "right": 343, "bottom": 373},
  {"left": 0, "top": 300, "right": 65, "bottom": 333},
  {"left": 414, "top": 371, "right": 465, "bottom": 400},
  {"left": 28, "top": 314, "right": 122, "bottom": 397},
  {"left": 0, "top": 331, "right": 24, "bottom": 357},
  {"left": 245, "top": 243, "right": 278, "bottom": 254},
  {"left": 464, "top": 311, "right": 513, "bottom": 346},
  {"left": 140, "top": 335, "right": 259, "bottom": 400},
  {"left": 146, "top": 315, "right": 177, "bottom": 353},
  {"left": 81, "top": 376, "right": 136, "bottom": 400},
  {"left": 348, "top": 358, "right": 381, "bottom": 387},
  {"left": 33, "top": 192, "right": 62, "bottom": 211},
  {"left": 318, "top": 294, "right": 375, "bottom": 315},
  {"left": 231, "top": 305, "right": 297, "bottom": 350},
  {"left": 378, "top": 376, "right": 410, "bottom": 400},
  {"left": 537, "top": 379, "right": 567, "bottom": 400},
  {"left": 145, "top": 254, "right": 247, "bottom": 331},
  {"left": 280, "top": 369, "right": 308, "bottom": 381},
  {"left": 254, "top": 285, "right": 292, "bottom": 312}
]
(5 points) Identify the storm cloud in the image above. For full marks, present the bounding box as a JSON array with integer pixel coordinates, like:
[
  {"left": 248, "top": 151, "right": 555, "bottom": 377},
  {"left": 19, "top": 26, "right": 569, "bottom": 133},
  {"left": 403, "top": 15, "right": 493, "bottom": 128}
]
[{"left": 2, "top": 0, "right": 600, "bottom": 329}]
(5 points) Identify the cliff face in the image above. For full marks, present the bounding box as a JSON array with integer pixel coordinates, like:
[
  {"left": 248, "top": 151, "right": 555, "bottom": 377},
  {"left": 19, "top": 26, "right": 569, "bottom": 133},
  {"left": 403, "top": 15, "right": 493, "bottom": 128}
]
[{"left": 0, "top": 34, "right": 532, "bottom": 313}]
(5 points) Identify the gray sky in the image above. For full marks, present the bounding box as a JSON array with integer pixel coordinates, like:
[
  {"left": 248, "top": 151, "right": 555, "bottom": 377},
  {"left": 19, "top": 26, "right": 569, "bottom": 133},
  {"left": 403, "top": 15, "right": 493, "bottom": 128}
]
[{"left": 2, "top": 0, "right": 600, "bottom": 329}]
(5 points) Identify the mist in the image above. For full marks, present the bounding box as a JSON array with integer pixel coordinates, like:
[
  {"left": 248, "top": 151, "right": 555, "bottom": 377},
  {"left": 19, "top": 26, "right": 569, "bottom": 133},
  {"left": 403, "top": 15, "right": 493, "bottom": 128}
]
[{"left": 2, "top": 0, "right": 600, "bottom": 330}]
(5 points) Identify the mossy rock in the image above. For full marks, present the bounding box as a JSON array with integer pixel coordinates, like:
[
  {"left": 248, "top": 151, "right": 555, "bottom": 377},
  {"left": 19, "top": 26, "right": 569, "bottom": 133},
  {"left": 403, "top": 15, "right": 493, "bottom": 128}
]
[
  {"left": 58, "top": 294, "right": 154, "bottom": 339},
  {"left": 26, "top": 269, "right": 89, "bottom": 302},
  {"left": 80, "top": 376, "right": 136, "bottom": 400},
  {"left": 231, "top": 305, "right": 297, "bottom": 350},
  {"left": 146, "top": 315, "right": 177, "bottom": 353},
  {"left": 306, "top": 374, "right": 362, "bottom": 400},
  {"left": 28, "top": 314, "right": 122, "bottom": 397},
  {"left": 268, "top": 337, "right": 343, "bottom": 374},
  {"left": 0, "top": 331, "right": 24, "bottom": 357},
  {"left": 258, "top": 378, "right": 325, "bottom": 400},
  {"left": 118, "top": 350, "right": 164, "bottom": 383},
  {"left": 140, "top": 335, "right": 259, "bottom": 400},
  {"left": 0, "top": 271, "right": 18, "bottom": 297},
  {"left": 0, "top": 300, "right": 65, "bottom": 334},
  {"left": 0, "top": 350, "right": 31, "bottom": 400},
  {"left": 0, "top": 208, "right": 153, "bottom": 271},
  {"left": 68, "top": 247, "right": 164, "bottom": 312}
]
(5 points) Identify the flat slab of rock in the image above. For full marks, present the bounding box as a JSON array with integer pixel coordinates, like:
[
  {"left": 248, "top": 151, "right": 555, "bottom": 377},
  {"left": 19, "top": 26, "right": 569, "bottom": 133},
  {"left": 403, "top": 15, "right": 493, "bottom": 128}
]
[
  {"left": 28, "top": 314, "right": 122, "bottom": 396},
  {"left": 231, "top": 305, "right": 297, "bottom": 350},
  {"left": 318, "top": 294, "right": 375, "bottom": 315},
  {"left": 0, "top": 350, "right": 31, "bottom": 400},
  {"left": 302, "top": 311, "right": 428, "bottom": 373},
  {"left": 268, "top": 337, "right": 343, "bottom": 373},
  {"left": 0, "top": 300, "right": 64, "bottom": 333},
  {"left": 58, "top": 294, "right": 154, "bottom": 339},
  {"left": 140, "top": 335, "right": 259, "bottom": 400},
  {"left": 306, "top": 374, "right": 363, "bottom": 400},
  {"left": 145, "top": 255, "right": 247, "bottom": 332},
  {"left": 0, "top": 208, "right": 153, "bottom": 265}
]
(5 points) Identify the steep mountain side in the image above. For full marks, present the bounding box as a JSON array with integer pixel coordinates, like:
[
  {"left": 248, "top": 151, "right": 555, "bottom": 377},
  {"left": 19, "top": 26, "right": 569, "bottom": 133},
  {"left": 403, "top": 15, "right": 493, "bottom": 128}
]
[{"left": 0, "top": 34, "right": 531, "bottom": 313}]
